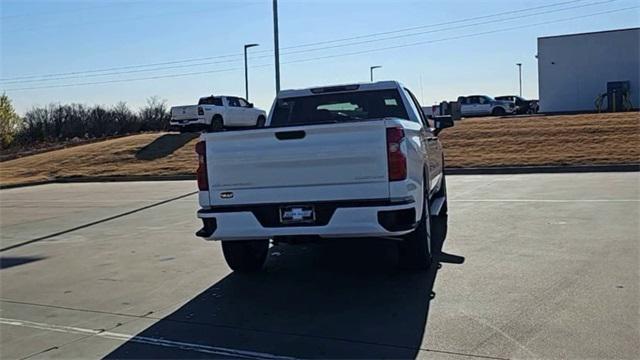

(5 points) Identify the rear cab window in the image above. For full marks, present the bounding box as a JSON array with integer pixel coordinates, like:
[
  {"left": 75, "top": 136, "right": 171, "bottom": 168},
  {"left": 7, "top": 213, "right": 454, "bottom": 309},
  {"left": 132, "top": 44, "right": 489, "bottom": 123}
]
[
  {"left": 198, "top": 96, "right": 223, "bottom": 106},
  {"left": 270, "top": 89, "right": 409, "bottom": 127}
]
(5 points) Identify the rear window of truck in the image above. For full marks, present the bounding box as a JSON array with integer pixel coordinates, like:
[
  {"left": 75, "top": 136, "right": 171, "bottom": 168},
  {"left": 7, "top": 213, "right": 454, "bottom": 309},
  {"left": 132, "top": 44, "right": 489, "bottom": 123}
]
[
  {"left": 270, "top": 89, "right": 409, "bottom": 127},
  {"left": 198, "top": 96, "right": 223, "bottom": 106}
]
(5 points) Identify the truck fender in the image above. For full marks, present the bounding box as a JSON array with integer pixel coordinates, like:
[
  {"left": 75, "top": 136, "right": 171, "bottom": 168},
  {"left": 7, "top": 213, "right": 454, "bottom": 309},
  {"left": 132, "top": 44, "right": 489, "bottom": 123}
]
[{"left": 210, "top": 114, "right": 223, "bottom": 125}]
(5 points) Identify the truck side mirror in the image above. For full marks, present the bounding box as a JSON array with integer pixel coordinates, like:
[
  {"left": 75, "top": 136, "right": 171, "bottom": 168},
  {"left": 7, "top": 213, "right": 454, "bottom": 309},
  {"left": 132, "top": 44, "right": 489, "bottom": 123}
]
[{"left": 433, "top": 115, "right": 454, "bottom": 136}]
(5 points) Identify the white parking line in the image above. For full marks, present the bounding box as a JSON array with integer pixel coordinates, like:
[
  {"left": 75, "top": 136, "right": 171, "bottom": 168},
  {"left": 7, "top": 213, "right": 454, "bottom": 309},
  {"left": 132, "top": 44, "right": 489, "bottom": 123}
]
[
  {"left": 0, "top": 317, "right": 296, "bottom": 360},
  {"left": 450, "top": 199, "right": 638, "bottom": 202}
]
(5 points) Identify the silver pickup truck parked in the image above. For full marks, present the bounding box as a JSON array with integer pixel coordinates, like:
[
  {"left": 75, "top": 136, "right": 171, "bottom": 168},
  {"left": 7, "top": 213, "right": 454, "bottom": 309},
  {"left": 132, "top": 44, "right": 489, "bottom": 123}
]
[{"left": 457, "top": 95, "right": 516, "bottom": 117}]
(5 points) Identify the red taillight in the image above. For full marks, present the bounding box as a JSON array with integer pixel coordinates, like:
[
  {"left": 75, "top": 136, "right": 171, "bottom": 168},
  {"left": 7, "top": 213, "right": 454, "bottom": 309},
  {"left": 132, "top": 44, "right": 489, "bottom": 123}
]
[
  {"left": 386, "top": 127, "right": 407, "bottom": 181},
  {"left": 195, "top": 141, "right": 208, "bottom": 190},
  {"left": 198, "top": 106, "right": 204, "bottom": 115}
]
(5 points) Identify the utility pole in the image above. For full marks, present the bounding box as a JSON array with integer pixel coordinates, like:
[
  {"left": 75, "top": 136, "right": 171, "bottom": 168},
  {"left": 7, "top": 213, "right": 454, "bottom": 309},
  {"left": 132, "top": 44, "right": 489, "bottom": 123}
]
[
  {"left": 244, "top": 43, "right": 259, "bottom": 101},
  {"left": 516, "top": 63, "right": 522, "bottom": 97},
  {"left": 273, "top": 0, "right": 281, "bottom": 94},
  {"left": 370, "top": 65, "right": 381, "bottom": 82}
]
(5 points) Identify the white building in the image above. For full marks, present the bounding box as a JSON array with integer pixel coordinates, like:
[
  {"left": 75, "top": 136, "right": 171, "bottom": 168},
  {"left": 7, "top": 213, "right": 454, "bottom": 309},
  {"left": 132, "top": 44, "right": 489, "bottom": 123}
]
[{"left": 537, "top": 28, "right": 639, "bottom": 113}]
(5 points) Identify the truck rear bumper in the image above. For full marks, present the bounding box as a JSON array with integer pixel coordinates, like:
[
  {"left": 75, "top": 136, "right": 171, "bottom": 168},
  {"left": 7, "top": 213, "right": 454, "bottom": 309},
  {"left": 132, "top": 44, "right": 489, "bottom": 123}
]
[
  {"left": 196, "top": 199, "right": 417, "bottom": 241},
  {"left": 170, "top": 118, "right": 207, "bottom": 126}
]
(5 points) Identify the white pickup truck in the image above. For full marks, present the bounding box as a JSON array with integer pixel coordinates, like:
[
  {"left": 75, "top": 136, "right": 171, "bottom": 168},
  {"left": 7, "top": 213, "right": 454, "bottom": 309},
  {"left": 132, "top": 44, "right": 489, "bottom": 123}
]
[
  {"left": 194, "top": 81, "right": 453, "bottom": 272},
  {"left": 170, "top": 95, "right": 266, "bottom": 132}
]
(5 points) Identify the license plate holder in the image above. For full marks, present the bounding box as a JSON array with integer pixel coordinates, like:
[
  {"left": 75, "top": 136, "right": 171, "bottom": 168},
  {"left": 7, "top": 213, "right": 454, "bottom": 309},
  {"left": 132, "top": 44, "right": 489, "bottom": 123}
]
[{"left": 279, "top": 205, "right": 316, "bottom": 224}]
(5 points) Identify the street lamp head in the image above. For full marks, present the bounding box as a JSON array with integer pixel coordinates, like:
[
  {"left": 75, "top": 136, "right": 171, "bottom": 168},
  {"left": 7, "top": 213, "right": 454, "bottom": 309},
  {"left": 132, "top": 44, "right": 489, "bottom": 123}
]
[
  {"left": 370, "top": 65, "right": 382, "bottom": 82},
  {"left": 516, "top": 63, "right": 522, "bottom": 66},
  {"left": 244, "top": 43, "right": 259, "bottom": 101}
]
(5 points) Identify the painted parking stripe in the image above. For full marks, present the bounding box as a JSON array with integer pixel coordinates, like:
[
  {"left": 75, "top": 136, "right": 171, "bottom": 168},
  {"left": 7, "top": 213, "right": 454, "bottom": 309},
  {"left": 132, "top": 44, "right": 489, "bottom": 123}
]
[
  {"left": 0, "top": 191, "right": 197, "bottom": 252},
  {"left": 451, "top": 199, "right": 638, "bottom": 202},
  {"left": 0, "top": 317, "right": 296, "bottom": 360}
]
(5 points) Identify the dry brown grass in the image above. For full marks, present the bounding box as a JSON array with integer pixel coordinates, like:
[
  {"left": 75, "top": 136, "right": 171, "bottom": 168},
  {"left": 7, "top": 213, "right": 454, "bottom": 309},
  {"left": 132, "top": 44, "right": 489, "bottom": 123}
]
[
  {"left": 0, "top": 133, "right": 200, "bottom": 187},
  {"left": 1, "top": 112, "right": 638, "bottom": 187},
  {"left": 439, "top": 112, "right": 640, "bottom": 167}
]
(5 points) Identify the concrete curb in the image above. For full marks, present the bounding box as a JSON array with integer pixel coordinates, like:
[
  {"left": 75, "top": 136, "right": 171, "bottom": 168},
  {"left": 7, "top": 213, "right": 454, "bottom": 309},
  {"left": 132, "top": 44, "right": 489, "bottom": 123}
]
[
  {"left": 0, "top": 175, "right": 195, "bottom": 190},
  {"left": 0, "top": 180, "right": 55, "bottom": 190},
  {"left": 2, "top": 164, "right": 638, "bottom": 190},
  {"left": 55, "top": 175, "right": 196, "bottom": 183},
  {"left": 445, "top": 164, "right": 639, "bottom": 175}
]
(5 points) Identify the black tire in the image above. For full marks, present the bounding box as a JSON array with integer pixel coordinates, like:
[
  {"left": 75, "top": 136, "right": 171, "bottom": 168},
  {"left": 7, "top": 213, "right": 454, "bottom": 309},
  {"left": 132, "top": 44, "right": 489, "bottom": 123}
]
[
  {"left": 221, "top": 240, "right": 269, "bottom": 272},
  {"left": 398, "top": 180, "right": 432, "bottom": 270},
  {"left": 256, "top": 116, "right": 266, "bottom": 128},
  {"left": 209, "top": 115, "right": 224, "bottom": 132},
  {"left": 492, "top": 107, "right": 506, "bottom": 116}
]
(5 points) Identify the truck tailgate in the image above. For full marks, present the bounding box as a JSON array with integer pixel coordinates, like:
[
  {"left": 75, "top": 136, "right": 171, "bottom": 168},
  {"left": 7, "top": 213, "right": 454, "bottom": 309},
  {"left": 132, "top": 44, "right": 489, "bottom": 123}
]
[
  {"left": 204, "top": 121, "right": 389, "bottom": 205},
  {"left": 171, "top": 105, "right": 199, "bottom": 121}
]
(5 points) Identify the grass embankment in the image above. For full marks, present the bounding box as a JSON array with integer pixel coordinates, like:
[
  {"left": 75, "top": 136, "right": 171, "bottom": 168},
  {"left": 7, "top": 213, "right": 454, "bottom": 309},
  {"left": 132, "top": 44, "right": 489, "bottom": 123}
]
[
  {"left": 439, "top": 112, "right": 639, "bottom": 167},
  {"left": 0, "top": 133, "right": 200, "bottom": 187},
  {"left": 1, "top": 112, "right": 638, "bottom": 187}
]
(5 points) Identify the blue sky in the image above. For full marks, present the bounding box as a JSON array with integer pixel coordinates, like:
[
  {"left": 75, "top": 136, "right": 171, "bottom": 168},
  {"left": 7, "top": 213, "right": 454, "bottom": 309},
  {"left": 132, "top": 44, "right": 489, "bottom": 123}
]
[{"left": 1, "top": 0, "right": 638, "bottom": 114}]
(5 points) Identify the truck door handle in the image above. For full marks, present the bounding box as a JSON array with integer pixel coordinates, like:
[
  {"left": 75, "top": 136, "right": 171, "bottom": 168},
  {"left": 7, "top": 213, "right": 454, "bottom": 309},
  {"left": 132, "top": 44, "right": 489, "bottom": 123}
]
[{"left": 275, "top": 130, "right": 306, "bottom": 140}]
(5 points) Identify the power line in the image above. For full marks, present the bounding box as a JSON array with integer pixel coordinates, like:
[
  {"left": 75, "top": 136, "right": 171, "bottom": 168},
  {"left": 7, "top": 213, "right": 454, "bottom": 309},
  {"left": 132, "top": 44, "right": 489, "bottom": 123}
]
[
  {"left": 277, "top": 6, "right": 639, "bottom": 66},
  {"left": 0, "top": 0, "right": 594, "bottom": 82},
  {"left": 1, "top": 67, "right": 252, "bottom": 91},
  {"left": 0, "top": 2, "right": 125, "bottom": 20},
  {"left": 0, "top": 58, "right": 243, "bottom": 85},
  {"left": 3, "top": 2, "right": 257, "bottom": 33},
  {"left": 0, "top": 53, "right": 244, "bottom": 82},
  {"left": 4, "top": 6, "right": 636, "bottom": 92},
  {"left": 267, "top": 0, "right": 617, "bottom": 58},
  {"left": 0, "top": 0, "right": 615, "bottom": 85},
  {"left": 275, "top": 0, "right": 591, "bottom": 51}
]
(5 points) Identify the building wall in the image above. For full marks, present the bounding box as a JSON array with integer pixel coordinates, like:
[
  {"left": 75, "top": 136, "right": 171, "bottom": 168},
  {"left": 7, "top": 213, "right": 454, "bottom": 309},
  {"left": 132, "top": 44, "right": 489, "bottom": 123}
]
[{"left": 537, "top": 28, "right": 640, "bottom": 113}]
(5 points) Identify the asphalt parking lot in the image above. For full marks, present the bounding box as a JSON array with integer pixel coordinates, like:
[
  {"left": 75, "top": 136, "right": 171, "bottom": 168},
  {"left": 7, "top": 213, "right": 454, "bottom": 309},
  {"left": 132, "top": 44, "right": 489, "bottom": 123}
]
[{"left": 0, "top": 173, "right": 638, "bottom": 359}]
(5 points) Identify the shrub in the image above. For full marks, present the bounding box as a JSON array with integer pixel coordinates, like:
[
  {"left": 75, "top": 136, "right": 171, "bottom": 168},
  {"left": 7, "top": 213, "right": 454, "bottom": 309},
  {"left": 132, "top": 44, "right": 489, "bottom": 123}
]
[
  {"left": 11, "top": 97, "right": 170, "bottom": 148},
  {"left": 0, "top": 93, "right": 22, "bottom": 148}
]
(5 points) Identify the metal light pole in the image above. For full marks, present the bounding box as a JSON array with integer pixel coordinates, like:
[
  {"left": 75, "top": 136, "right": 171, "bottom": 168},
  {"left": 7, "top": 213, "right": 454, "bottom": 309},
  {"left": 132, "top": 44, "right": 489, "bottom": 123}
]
[
  {"left": 370, "top": 65, "right": 381, "bottom": 82},
  {"left": 516, "top": 63, "right": 522, "bottom": 97},
  {"left": 244, "top": 43, "right": 259, "bottom": 101},
  {"left": 273, "top": 0, "right": 281, "bottom": 94}
]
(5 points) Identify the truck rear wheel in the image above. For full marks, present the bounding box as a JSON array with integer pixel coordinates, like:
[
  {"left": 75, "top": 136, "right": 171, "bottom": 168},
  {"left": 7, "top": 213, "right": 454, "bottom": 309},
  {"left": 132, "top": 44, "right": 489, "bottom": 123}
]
[
  {"left": 398, "top": 185, "right": 432, "bottom": 270},
  {"left": 221, "top": 240, "right": 269, "bottom": 272},
  {"left": 256, "top": 116, "right": 266, "bottom": 128},
  {"left": 209, "top": 115, "right": 224, "bottom": 132},
  {"left": 492, "top": 107, "right": 506, "bottom": 116}
]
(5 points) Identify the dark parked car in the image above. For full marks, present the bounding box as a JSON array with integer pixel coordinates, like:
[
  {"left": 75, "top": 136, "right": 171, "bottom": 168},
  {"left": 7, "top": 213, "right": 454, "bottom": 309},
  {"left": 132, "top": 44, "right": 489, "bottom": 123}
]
[{"left": 495, "top": 95, "right": 539, "bottom": 114}]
